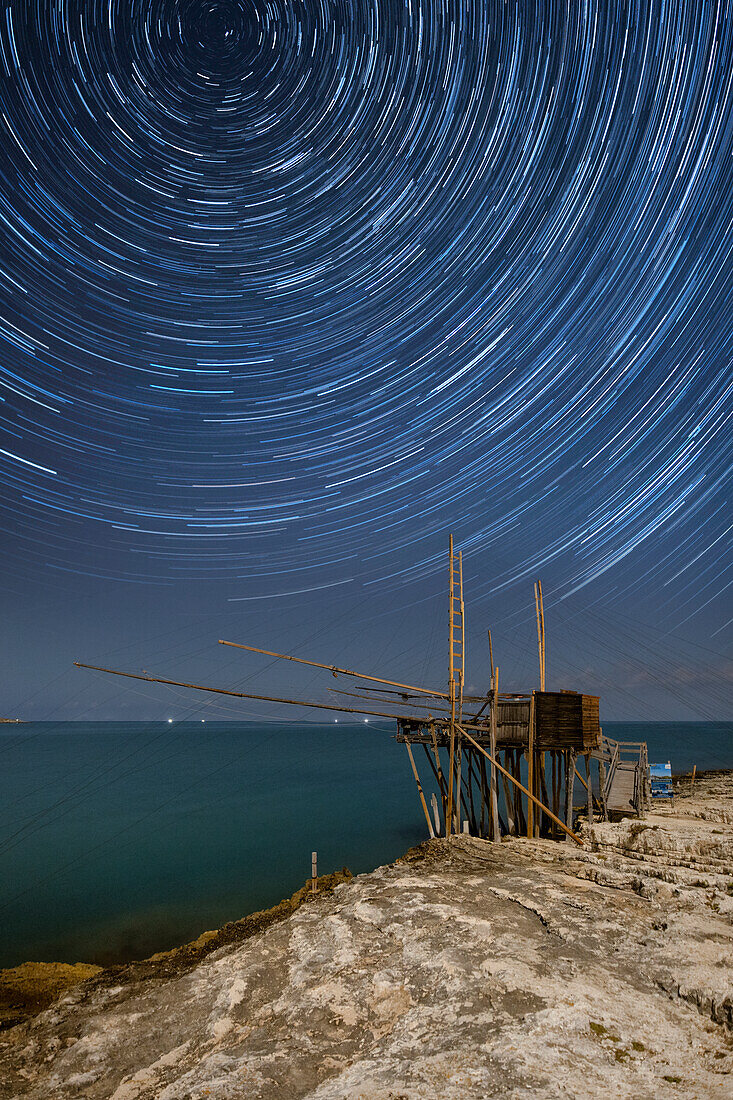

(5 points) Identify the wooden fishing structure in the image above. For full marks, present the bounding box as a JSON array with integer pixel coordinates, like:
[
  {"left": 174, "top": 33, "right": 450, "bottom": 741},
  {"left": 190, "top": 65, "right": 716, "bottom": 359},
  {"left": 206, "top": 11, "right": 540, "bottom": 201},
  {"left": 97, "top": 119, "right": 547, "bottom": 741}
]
[{"left": 76, "top": 537, "right": 650, "bottom": 847}]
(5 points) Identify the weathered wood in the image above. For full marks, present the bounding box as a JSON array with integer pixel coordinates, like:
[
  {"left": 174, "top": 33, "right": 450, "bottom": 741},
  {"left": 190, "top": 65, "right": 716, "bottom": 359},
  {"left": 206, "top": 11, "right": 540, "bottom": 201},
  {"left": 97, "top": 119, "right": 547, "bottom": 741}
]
[
  {"left": 534, "top": 692, "right": 601, "bottom": 751},
  {"left": 490, "top": 668, "right": 500, "bottom": 840},
  {"left": 534, "top": 580, "right": 546, "bottom": 692},
  {"left": 447, "top": 719, "right": 457, "bottom": 836},
  {"left": 500, "top": 754, "right": 516, "bottom": 835},
  {"left": 479, "top": 752, "right": 488, "bottom": 835},
  {"left": 527, "top": 692, "right": 535, "bottom": 837},
  {"left": 405, "top": 743, "right": 435, "bottom": 839},
  {"left": 513, "top": 750, "right": 526, "bottom": 834},
  {"left": 565, "top": 749, "right": 576, "bottom": 842},
  {"left": 598, "top": 758, "right": 608, "bottom": 820},
  {"left": 75, "top": 664, "right": 430, "bottom": 723},
  {"left": 218, "top": 639, "right": 449, "bottom": 699},
  {"left": 421, "top": 742, "right": 446, "bottom": 835},
  {"left": 429, "top": 727, "right": 447, "bottom": 824},
  {"left": 458, "top": 726, "right": 584, "bottom": 846},
  {"left": 539, "top": 755, "right": 551, "bottom": 837},
  {"left": 586, "top": 754, "right": 593, "bottom": 826}
]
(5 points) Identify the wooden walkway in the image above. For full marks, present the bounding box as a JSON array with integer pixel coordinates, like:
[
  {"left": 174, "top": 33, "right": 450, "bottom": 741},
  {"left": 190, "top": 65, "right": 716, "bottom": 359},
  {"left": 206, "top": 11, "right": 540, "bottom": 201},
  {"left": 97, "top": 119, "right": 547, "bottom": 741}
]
[{"left": 599, "top": 737, "right": 649, "bottom": 817}]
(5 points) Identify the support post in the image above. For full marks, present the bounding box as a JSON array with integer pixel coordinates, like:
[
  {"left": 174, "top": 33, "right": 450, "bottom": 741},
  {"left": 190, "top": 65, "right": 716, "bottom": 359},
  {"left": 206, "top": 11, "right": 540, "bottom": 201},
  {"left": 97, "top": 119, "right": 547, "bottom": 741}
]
[
  {"left": 458, "top": 726, "right": 583, "bottom": 845},
  {"left": 406, "top": 742, "right": 435, "bottom": 839},
  {"left": 598, "top": 758, "right": 608, "bottom": 820},
  {"left": 490, "top": 667, "right": 500, "bottom": 840},
  {"left": 534, "top": 581, "right": 546, "bottom": 692},
  {"left": 586, "top": 753, "right": 593, "bottom": 826},
  {"left": 527, "top": 691, "right": 536, "bottom": 837},
  {"left": 565, "top": 750, "right": 576, "bottom": 842}
]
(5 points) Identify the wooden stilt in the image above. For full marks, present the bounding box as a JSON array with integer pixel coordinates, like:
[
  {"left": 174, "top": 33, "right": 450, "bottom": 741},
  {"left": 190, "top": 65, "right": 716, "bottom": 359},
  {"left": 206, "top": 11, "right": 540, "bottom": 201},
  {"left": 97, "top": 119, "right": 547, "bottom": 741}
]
[
  {"left": 429, "top": 727, "right": 447, "bottom": 824},
  {"left": 551, "top": 752, "right": 558, "bottom": 838},
  {"left": 490, "top": 668, "right": 500, "bottom": 840},
  {"left": 455, "top": 738, "right": 462, "bottom": 835},
  {"left": 565, "top": 749, "right": 576, "bottom": 842},
  {"left": 405, "top": 743, "right": 435, "bottom": 838},
  {"left": 597, "top": 757, "right": 608, "bottom": 821},
  {"left": 586, "top": 754, "right": 593, "bottom": 826},
  {"left": 458, "top": 726, "right": 583, "bottom": 845},
  {"left": 421, "top": 742, "right": 446, "bottom": 835},
  {"left": 513, "top": 750, "right": 526, "bottom": 835},
  {"left": 501, "top": 754, "right": 516, "bottom": 835},
  {"left": 527, "top": 692, "right": 535, "bottom": 837},
  {"left": 479, "top": 753, "right": 488, "bottom": 836},
  {"left": 539, "top": 761, "right": 551, "bottom": 838}
]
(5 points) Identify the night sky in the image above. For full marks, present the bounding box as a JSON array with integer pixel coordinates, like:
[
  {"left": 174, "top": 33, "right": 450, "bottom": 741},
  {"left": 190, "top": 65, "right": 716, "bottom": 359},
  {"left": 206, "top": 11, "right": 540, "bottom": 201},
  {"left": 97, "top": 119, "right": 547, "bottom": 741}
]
[{"left": 0, "top": 1, "right": 731, "bottom": 722}]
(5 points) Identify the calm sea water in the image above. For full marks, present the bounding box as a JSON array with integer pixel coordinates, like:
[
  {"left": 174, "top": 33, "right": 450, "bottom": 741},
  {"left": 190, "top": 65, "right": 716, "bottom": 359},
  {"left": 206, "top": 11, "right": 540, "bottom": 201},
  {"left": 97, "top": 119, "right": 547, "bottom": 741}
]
[{"left": 1, "top": 720, "right": 730, "bottom": 969}]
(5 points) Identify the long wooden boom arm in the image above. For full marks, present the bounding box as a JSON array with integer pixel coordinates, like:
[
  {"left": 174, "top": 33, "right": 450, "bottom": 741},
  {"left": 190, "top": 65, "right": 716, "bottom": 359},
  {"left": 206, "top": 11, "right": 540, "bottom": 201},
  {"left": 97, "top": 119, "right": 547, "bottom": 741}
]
[
  {"left": 74, "top": 663, "right": 498, "bottom": 732},
  {"left": 218, "top": 639, "right": 449, "bottom": 699},
  {"left": 74, "top": 663, "right": 425, "bottom": 722}
]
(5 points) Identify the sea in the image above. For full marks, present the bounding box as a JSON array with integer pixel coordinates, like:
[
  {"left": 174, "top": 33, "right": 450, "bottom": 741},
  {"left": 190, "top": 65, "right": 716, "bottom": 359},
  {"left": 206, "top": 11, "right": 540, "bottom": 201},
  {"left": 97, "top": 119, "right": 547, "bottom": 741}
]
[{"left": 1, "top": 720, "right": 731, "bottom": 969}]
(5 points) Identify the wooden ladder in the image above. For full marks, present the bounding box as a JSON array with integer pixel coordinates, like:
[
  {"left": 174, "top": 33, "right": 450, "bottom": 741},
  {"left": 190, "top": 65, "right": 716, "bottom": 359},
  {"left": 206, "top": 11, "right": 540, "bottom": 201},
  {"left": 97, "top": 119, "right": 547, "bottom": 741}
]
[{"left": 446, "top": 536, "right": 465, "bottom": 832}]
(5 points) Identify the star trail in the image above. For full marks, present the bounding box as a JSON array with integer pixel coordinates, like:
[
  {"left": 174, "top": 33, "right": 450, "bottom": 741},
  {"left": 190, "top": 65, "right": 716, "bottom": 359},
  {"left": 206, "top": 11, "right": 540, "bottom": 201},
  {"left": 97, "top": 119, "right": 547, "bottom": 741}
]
[{"left": 0, "top": 1, "right": 731, "bottom": 711}]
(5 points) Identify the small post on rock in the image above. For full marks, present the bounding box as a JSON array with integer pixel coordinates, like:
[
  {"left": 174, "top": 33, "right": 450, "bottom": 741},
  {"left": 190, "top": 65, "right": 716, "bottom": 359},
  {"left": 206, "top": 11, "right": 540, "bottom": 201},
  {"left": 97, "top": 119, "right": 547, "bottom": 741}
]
[{"left": 311, "top": 851, "right": 317, "bottom": 895}]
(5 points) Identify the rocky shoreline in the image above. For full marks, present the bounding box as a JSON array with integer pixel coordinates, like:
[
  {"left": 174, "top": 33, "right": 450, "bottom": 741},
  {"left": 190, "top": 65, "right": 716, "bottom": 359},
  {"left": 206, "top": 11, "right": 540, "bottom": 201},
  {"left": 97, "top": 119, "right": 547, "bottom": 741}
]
[{"left": 0, "top": 771, "right": 730, "bottom": 1098}]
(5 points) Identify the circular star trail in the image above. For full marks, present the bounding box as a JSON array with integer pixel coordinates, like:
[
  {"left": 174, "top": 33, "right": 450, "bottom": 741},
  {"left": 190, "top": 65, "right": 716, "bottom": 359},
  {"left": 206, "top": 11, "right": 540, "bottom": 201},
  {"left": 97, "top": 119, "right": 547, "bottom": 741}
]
[{"left": 0, "top": 0, "right": 731, "bottom": 601}]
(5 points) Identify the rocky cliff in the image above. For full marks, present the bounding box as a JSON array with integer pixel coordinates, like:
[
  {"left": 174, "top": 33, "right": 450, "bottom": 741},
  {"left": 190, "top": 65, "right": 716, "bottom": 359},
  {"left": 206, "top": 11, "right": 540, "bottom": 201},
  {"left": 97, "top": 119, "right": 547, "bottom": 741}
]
[{"left": 0, "top": 773, "right": 731, "bottom": 1099}]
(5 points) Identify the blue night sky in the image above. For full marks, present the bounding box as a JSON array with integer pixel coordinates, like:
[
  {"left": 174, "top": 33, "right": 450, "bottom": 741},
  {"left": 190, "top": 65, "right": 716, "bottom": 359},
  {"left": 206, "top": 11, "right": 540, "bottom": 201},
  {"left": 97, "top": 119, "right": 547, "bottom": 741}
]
[{"left": 0, "top": 0, "right": 731, "bottom": 722}]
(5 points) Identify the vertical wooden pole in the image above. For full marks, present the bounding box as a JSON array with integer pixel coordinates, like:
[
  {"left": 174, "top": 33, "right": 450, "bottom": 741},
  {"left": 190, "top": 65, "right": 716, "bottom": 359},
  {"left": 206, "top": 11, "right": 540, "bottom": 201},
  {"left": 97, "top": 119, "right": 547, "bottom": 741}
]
[
  {"left": 455, "top": 738, "right": 462, "bottom": 836},
  {"left": 565, "top": 750, "right": 576, "bottom": 842},
  {"left": 490, "top": 667, "right": 500, "bottom": 840},
  {"left": 406, "top": 743, "right": 436, "bottom": 838},
  {"left": 447, "top": 536, "right": 456, "bottom": 835},
  {"left": 598, "top": 757, "right": 608, "bottom": 820},
  {"left": 527, "top": 692, "right": 535, "bottom": 838},
  {"left": 429, "top": 726, "right": 447, "bottom": 825},
  {"left": 311, "top": 852, "right": 317, "bottom": 894},
  {"left": 539, "top": 761, "right": 551, "bottom": 838},
  {"left": 455, "top": 549, "right": 464, "bottom": 835},
  {"left": 513, "top": 750, "right": 526, "bottom": 835},
  {"left": 534, "top": 582, "right": 546, "bottom": 692},
  {"left": 501, "top": 760, "right": 516, "bottom": 835},
  {"left": 585, "top": 754, "right": 593, "bottom": 826},
  {"left": 538, "top": 580, "right": 546, "bottom": 691},
  {"left": 551, "top": 752, "right": 558, "bottom": 836},
  {"left": 465, "top": 749, "right": 478, "bottom": 834},
  {"left": 421, "top": 741, "right": 446, "bottom": 835}
]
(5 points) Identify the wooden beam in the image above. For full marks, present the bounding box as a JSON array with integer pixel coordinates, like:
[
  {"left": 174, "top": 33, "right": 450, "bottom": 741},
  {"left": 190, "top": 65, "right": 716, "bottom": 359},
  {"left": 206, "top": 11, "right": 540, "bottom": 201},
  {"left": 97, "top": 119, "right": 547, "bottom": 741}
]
[
  {"left": 534, "top": 582, "right": 545, "bottom": 693},
  {"left": 500, "top": 761, "right": 515, "bottom": 835},
  {"left": 457, "top": 726, "right": 584, "bottom": 846},
  {"left": 565, "top": 749, "right": 576, "bottom": 843},
  {"left": 218, "top": 640, "right": 449, "bottom": 700},
  {"left": 405, "top": 743, "right": 435, "bottom": 839},
  {"left": 527, "top": 691, "right": 536, "bottom": 837},
  {"left": 74, "top": 664, "right": 425, "bottom": 722},
  {"left": 489, "top": 667, "right": 500, "bottom": 840}
]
